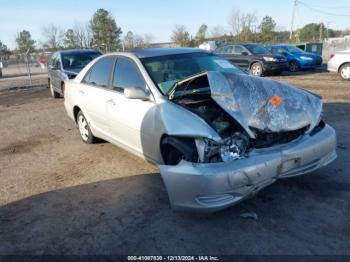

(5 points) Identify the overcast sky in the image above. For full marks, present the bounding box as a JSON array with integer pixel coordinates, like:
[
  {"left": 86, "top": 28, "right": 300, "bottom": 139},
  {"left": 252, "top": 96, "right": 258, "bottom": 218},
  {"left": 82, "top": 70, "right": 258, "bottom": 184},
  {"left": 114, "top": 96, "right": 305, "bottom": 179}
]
[{"left": 1, "top": 0, "right": 350, "bottom": 49}]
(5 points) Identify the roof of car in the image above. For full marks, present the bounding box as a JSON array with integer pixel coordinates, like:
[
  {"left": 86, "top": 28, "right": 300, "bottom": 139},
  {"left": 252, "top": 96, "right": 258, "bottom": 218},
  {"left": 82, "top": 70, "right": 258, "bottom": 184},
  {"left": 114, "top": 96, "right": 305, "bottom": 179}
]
[
  {"left": 131, "top": 48, "right": 206, "bottom": 58},
  {"left": 57, "top": 49, "right": 101, "bottom": 54}
]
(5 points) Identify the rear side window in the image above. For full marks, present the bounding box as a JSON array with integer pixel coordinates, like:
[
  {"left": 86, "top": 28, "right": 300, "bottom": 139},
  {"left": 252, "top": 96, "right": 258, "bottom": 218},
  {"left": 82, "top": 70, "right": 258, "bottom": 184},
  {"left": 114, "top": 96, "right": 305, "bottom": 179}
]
[
  {"left": 233, "top": 46, "right": 244, "bottom": 55},
  {"left": 83, "top": 57, "right": 113, "bottom": 87},
  {"left": 112, "top": 57, "right": 146, "bottom": 92}
]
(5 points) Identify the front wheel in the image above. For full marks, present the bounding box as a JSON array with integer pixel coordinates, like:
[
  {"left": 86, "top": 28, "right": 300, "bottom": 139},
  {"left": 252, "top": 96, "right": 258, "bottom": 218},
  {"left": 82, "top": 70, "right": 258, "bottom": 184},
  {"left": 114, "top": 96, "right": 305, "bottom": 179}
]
[
  {"left": 289, "top": 61, "right": 299, "bottom": 72},
  {"left": 339, "top": 63, "right": 350, "bottom": 80},
  {"left": 77, "top": 111, "right": 96, "bottom": 144},
  {"left": 250, "top": 62, "right": 263, "bottom": 76}
]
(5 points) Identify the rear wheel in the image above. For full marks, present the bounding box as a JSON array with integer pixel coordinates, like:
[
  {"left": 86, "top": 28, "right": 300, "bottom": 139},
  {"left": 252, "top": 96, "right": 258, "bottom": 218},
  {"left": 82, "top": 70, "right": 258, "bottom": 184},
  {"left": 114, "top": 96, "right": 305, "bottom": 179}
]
[
  {"left": 289, "top": 61, "right": 299, "bottom": 72},
  {"left": 339, "top": 63, "right": 350, "bottom": 80},
  {"left": 49, "top": 80, "right": 60, "bottom": 98},
  {"left": 77, "top": 111, "right": 96, "bottom": 144},
  {"left": 250, "top": 62, "right": 263, "bottom": 76}
]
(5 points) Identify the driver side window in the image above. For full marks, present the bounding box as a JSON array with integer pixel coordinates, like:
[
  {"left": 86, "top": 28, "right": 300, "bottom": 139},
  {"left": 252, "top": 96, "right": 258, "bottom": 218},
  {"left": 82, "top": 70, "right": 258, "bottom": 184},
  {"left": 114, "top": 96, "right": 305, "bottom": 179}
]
[{"left": 112, "top": 57, "right": 146, "bottom": 92}]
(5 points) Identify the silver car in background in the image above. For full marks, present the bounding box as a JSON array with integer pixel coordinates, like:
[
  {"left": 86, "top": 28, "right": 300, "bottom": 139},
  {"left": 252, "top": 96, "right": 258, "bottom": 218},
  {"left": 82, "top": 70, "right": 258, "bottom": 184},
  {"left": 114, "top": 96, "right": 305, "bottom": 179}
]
[
  {"left": 48, "top": 49, "right": 102, "bottom": 98},
  {"left": 327, "top": 49, "right": 350, "bottom": 80},
  {"left": 64, "top": 48, "right": 337, "bottom": 212}
]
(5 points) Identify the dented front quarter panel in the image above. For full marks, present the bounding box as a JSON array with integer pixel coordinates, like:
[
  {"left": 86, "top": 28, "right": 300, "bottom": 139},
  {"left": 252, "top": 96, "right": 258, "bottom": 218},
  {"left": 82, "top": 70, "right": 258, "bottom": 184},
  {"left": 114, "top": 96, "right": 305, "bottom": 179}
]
[
  {"left": 157, "top": 71, "right": 335, "bottom": 212},
  {"left": 207, "top": 72, "right": 323, "bottom": 137}
]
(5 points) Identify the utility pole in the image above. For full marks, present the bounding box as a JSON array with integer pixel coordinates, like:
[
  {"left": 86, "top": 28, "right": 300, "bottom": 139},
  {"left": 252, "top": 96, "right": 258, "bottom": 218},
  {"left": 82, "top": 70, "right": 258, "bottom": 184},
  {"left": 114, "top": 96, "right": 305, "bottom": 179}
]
[
  {"left": 319, "top": 23, "right": 323, "bottom": 42},
  {"left": 289, "top": 0, "right": 298, "bottom": 40}
]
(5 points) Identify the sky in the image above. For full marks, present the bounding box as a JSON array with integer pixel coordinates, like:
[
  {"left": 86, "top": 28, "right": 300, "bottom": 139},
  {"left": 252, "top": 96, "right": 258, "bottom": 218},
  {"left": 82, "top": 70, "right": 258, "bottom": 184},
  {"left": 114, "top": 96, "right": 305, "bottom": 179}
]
[{"left": 1, "top": 0, "right": 350, "bottom": 49}]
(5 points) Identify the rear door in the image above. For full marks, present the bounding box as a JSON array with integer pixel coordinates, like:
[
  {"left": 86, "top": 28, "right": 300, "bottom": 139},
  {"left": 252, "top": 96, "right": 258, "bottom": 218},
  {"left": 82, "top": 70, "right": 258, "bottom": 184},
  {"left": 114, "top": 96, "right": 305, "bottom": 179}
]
[
  {"left": 78, "top": 56, "right": 115, "bottom": 137},
  {"left": 106, "top": 56, "right": 155, "bottom": 157},
  {"left": 231, "top": 45, "right": 250, "bottom": 68}
]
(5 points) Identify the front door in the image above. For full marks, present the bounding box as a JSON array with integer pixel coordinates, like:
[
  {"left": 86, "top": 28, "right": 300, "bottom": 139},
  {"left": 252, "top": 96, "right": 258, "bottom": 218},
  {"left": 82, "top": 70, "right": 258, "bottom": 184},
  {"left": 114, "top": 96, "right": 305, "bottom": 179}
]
[{"left": 106, "top": 56, "right": 155, "bottom": 158}]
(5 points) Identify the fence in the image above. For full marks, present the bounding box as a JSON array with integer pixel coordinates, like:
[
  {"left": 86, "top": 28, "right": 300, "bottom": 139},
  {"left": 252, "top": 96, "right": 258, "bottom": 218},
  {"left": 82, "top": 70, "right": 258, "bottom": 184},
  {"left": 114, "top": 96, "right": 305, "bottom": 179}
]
[
  {"left": 322, "top": 35, "right": 350, "bottom": 63},
  {"left": 0, "top": 53, "right": 48, "bottom": 80}
]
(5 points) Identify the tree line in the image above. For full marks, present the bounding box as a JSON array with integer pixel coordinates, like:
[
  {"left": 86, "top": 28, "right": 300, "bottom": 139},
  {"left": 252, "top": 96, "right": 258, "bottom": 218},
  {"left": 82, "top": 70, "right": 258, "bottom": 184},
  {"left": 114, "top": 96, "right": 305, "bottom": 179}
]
[
  {"left": 170, "top": 8, "right": 348, "bottom": 47},
  {"left": 1, "top": 7, "right": 349, "bottom": 57}
]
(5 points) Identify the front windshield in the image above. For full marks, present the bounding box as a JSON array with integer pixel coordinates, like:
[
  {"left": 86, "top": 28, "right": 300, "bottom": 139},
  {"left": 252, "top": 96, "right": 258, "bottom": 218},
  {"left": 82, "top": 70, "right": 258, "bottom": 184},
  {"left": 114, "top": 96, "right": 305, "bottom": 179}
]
[
  {"left": 62, "top": 52, "right": 101, "bottom": 70},
  {"left": 285, "top": 46, "right": 304, "bottom": 53},
  {"left": 141, "top": 52, "right": 244, "bottom": 95},
  {"left": 245, "top": 44, "right": 269, "bottom": 55}
]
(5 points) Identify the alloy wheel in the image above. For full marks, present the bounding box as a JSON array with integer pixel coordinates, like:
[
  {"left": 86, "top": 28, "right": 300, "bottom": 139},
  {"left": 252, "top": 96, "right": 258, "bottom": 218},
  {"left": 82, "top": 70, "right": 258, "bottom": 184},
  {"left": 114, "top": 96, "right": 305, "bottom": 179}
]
[
  {"left": 251, "top": 63, "right": 262, "bottom": 76},
  {"left": 340, "top": 65, "right": 350, "bottom": 80},
  {"left": 78, "top": 114, "right": 89, "bottom": 141}
]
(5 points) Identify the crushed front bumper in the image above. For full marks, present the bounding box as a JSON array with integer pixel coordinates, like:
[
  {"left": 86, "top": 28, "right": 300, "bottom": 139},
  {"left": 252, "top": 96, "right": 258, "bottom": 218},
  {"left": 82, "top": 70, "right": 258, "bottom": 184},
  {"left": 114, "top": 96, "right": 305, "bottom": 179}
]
[{"left": 159, "top": 125, "right": 337, "bottom": 212}]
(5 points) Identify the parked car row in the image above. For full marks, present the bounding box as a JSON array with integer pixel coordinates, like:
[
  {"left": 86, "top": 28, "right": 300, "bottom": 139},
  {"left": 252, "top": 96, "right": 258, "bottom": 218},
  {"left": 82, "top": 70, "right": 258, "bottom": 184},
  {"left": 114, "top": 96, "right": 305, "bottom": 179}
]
[{"left": 213, "top": 43, "right": 323, "bottom": 77}]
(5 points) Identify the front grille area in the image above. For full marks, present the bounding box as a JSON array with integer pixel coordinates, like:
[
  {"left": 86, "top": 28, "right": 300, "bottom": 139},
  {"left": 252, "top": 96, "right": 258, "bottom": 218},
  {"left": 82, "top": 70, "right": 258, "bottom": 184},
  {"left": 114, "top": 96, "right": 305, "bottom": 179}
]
[{"left": 251, "top": 126, "right": 309, "bottom": 148}]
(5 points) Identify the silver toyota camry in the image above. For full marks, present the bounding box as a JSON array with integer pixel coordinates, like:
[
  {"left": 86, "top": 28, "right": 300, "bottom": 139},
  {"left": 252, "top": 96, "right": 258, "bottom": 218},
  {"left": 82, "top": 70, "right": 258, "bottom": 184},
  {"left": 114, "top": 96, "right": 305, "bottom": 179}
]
[{"left": 64, "top": 48, "right": 337, "bottom": 212}]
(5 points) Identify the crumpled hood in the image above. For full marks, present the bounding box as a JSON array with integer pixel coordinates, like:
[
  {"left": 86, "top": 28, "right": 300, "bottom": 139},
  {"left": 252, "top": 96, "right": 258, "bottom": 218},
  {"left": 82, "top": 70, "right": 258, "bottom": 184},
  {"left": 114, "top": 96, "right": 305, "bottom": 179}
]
[{"left": 207, "top": 71, "right": 322, "bottom": 138}]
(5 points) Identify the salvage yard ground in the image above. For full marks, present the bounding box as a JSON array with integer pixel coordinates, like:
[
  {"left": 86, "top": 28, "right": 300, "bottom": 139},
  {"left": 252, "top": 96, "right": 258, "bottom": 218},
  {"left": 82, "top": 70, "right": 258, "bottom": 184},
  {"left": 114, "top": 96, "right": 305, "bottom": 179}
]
[{"left": 0, "top": 70, "right": 349, "bottom": 255}]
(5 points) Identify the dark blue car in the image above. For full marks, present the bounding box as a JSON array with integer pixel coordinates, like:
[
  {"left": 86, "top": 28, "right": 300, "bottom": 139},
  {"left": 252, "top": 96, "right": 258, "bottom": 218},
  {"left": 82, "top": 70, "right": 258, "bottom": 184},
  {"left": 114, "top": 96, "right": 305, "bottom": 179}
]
[{"left": 267, "top": 45, "right": 322, "bottom": 72}]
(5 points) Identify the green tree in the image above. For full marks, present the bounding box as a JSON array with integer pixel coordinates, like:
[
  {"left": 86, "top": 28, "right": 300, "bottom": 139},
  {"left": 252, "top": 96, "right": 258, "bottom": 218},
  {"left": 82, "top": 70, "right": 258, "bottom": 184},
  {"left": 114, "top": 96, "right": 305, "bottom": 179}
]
[
  {"left": 171, "top": 25, "right": 192, "bottom": 47},
  {"left": 15, "top": 30, "right": 35, "bottom": 53},
  {"left": 64, "top": 29, "right": 79, "bottom": 48},
  {"left": 0, "top": 41, "right": 10, "bottom": 57},
  {"left": 259, "top": 16, "right": 276, "bottom": 43},
  {"left": 90, "top": 8, "right": 122, "bottom": 52},
  {"left": 195, "top": 24, "right": 208, "bottom": 45},
  {"left": 299, "top": 23, "right": 321, "bottom": 42}
]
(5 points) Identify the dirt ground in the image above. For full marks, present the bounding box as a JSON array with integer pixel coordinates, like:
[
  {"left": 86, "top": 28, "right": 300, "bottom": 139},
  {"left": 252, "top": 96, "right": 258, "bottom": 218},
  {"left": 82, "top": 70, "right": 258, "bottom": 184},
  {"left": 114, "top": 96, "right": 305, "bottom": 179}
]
[{"left": 0, "top": 71, "right": 349, "bottom": 255}]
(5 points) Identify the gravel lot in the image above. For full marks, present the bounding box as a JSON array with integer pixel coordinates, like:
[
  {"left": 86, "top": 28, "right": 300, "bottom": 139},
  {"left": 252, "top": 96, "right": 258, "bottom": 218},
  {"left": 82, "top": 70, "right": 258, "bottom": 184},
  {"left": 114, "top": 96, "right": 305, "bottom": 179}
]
[{"left": 0, "top": 71, "right": 349, "bottom": 255}]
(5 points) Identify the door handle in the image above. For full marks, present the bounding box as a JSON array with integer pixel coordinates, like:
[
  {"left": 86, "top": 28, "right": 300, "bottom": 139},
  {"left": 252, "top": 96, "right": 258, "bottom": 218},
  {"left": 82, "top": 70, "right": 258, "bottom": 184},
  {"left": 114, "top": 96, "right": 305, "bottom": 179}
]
[
  {"left": 106, "top": 99, "right": 116, "bottom": 106},
  {"left": 79, "top": 90, "right": 85, "bottom": 95}
]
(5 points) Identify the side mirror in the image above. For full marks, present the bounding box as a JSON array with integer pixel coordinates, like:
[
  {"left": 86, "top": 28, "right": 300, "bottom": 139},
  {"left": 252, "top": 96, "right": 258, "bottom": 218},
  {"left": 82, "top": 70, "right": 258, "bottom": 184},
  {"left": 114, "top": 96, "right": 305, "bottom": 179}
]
[
  {"left": 124, "top": 87, "right": 150, "bottom": 100},
  {"left": 49, "top": 65, "right": 57, "bottom": 70},
  {"left": 241, "top": 51, "right": 249, "bottom": 56}
]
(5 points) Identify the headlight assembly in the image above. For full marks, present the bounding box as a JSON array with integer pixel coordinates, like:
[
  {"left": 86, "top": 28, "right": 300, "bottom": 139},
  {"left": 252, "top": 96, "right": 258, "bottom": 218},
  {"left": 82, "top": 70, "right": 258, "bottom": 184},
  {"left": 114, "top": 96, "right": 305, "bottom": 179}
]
[
  {"left": 195, "top": 133, "right": 249, "bottom": 163},
  {"left": 300, "top": 56, "right": 313, "bottom": 60},
  {"left": 263, "top": 56, "right": 278, "bottom": 62}
]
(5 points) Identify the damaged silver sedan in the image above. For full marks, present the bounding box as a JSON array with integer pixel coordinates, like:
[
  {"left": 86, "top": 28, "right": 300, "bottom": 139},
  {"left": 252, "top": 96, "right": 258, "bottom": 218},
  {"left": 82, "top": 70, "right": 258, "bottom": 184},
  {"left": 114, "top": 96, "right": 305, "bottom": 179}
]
[{"left": 64, "top": 48, "right": 337, "bottom": 212}]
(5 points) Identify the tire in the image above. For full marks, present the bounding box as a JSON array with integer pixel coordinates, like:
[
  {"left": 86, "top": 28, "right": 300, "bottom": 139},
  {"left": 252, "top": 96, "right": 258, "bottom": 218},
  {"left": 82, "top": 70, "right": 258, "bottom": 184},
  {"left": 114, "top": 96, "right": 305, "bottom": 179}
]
[
  {"left": 289, "top": 61, "right": 299, "bottom": 72},
  {"left": 77, "top": 111, "right": 96, "bottom": 144},
  {"left": 61, "top": 82, "right": 65, "bottom": 98},
  {"left": 250, "top": 62, "right": 263, "bottom": 77},
  {"left": 339, "top": 63, "right": 350, "bottom": 81},
  {"left": 49, "top": 80, "right": 60, "bottom": 98}
]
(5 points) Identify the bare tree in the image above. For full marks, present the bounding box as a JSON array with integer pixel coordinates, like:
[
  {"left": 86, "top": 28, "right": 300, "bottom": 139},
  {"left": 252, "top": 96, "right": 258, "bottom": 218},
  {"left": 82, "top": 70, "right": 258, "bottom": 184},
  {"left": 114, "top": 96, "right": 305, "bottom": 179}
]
[
  {"left": 227, "top": 8, "right": 257, "bottom": 41},
  {"left": 171, "top": 25, "right": 191, "bottom": 47},
  {"left": 74, "top": 23, "right": 92, "bottom": 48},
  {"left": 228, "top": 8, "right": 242, "bottom": 38},
  {"left": 208, "top": 25, "right": 226, "bottom": 38},
  {"left": 130, "top": 33, "right": 154, "bottom": 48},
  {"left": 143, "top": 33, "right": 154, "bottom": 46},
  {"left": 42, "top": 23, "right": 64, "bottom": 50}
]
